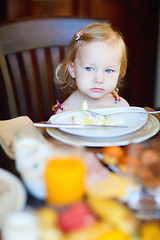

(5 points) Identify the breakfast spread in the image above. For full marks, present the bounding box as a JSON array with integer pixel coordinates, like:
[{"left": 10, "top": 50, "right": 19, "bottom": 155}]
[
  {"left": 33, "top": 143, "right": 159, "bottom": 240},
  {"left": 36, "top": 198, "right": 139, "bottom": 240},
  {"left": 4, "top": 139, "right": 158, "bottom": 240},
  {"left": 102, "top": 143, "right": 160, "bottom": 189},
  {"left": 1, "top": 97, "right": 160, "bottom": 240},
  {"left": 35, "top": 199, "right": 160, "bottom": 240}
]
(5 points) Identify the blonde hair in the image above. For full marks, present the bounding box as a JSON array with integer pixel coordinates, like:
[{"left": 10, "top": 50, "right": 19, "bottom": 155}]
[{"left": 55, "top": 22, "right": 128, "bottom": 92}]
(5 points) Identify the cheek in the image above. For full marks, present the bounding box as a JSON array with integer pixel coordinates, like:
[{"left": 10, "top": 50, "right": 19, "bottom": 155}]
[
  {"left": 75, "top": 71, "right": 90, "bottom": 86},
  {"left": 76, "top": 79, "right": 87, "bottom": 90},
  {"left": 104, "top": 75, "right": 119, "bottom": 90},
  {"left": 107, "top": 73, "right": 119, "bottom": 83}
]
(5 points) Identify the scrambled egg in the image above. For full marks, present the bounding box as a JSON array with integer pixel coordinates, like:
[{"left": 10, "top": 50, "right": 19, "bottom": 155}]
[
  {"left": 72, "top": 99, "right": 123, "bottom": 126},
  {"left": 72, "top": 99, "right": 108, "bottom": 125},
  {"left": 72, "top": 115, "right": 108, "bottom": 126}
]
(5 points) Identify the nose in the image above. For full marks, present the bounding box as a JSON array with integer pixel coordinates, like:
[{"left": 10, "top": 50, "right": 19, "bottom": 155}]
[{"left": 93, "top": 71, "right": 104, "bottom": 84}]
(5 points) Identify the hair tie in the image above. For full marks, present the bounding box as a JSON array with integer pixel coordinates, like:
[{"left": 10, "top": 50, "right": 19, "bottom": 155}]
[
  {"left": 52, "top": 100, "right": 65, "bottom": 114},
  {"left": 76, "top": 30, "right": 85, "bottom": 41},
  {"left": 112, "top": 88, "right": 120, "bottom": 107}
]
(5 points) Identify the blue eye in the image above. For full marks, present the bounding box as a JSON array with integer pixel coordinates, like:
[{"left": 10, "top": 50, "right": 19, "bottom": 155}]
[
  {"left": 86, "top": 67, "right": 93, "bottom": 71},
  {"left": 105, "top": 69, "right": 113, "bottom": 73}
]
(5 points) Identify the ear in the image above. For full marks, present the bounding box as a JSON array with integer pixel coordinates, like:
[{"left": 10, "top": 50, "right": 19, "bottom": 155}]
[{"left": 68, "top": 62, "right": 76, "bottom": 78}]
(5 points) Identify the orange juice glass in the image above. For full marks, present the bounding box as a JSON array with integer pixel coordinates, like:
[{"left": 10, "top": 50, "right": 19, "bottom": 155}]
[{"left": 44, "top": 153, "right": 86, "bottom": 206}]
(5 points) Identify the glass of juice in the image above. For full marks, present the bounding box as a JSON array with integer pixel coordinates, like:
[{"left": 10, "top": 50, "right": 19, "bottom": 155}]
[{"left": 44, "top": 145, "right": 86, "bottom": 206}]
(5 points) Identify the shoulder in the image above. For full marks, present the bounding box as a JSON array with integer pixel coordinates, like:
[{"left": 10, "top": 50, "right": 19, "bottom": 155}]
[
  {"left": 61, "top": 91, "right": 82, "bottom": 110},
  {"left": 118, "top": 96, "right": 129, "bottom": 107}
]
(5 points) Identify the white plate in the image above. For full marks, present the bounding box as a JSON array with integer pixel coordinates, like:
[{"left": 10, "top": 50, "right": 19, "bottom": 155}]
[
  {"left": 0, "top": 168, "right": 27, "bottom": 227},
  {"left": 49, "top": 107, "right": 148, "bottom": 138},
  {"left": 47, "top": 115, "right": 160, "bottom": 147}
]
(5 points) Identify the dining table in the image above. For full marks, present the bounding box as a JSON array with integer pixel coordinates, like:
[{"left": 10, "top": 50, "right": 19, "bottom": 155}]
[{"left": 0, "top": 106, "right": 160, "bottom": 240}]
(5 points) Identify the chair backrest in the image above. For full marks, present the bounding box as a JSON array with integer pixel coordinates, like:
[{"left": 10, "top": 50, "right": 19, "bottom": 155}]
[{"left": 0, "top": 16, "right": 107, "bottom": 122}]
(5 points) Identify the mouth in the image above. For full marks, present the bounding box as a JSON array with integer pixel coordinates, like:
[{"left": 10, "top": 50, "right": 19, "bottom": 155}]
[{"left": 90, "top": 87, "right": 104, "bottom": 93}]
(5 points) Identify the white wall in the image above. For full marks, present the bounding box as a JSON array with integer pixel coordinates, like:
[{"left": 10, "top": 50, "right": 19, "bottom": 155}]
[{"left": 154, "top": 3, "right": 160, "bottom": 108}]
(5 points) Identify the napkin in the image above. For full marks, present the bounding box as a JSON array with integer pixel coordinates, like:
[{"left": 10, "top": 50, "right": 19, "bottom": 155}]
[{"left": 0, "top": 116, "right": 34, "bottom": 160}]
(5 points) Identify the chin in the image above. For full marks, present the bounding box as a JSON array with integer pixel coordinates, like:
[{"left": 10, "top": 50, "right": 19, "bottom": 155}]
[{"left": 89, "top": 93, "right": 105, "bottom": 100}]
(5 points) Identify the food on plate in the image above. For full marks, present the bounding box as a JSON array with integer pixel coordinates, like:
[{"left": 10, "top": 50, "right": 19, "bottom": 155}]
[
  {"left": 102, "top": 143, "right": 160, "bottom": 189},
  {"left": 72, "top": 114, "right": 107, "bottom": 125},
  {"left": 96, "top": 229, "right": 130, "bottom": 240},
  {"left": 58, "top": 201, "right": 97, "bottom": 232},
  {"left": 72, "top": 111, "right": 108, "bottom": 126},
  {"left": 81, "top": 98, "right": 90, "bottom": 115},
  {"left": 72, "top": 99, "right": 124, "bottom": 126},
  {"left": 141, "top": 148, "right": 159, "bottom": 166},
  {"left": 85, "top": 171, "right": 133, "bottom": 200},
  {"left": 60, "top": 221, "right": 113, "bottom": 240},
  {"left": 85, "top": 152, "right": 138, "bottom": 202},
  {"left": 124, "top": 143, "right": 144, "bottom": 159},
  {"left": 36, "top": 207, "right": 63, "bottom": 240},
  {"left": 81, "top": 99, "right": 108, "bottom": 125},
  {"left": 140, "top": 221, "right": 160, "bottom": 240},
  {"left": 87, "top": 197, "right": 139, "bottom": 235},
  {"left": 36, "top": 207, "right": 58, "bottom": 228},
  {"left": 125, "top": 144, "right": 160, "bottom": 188},
  {"left": 102, "top": 146, "right": 126, "bottom": 165},
  {"left": 35, "top": 205, "right": 159, "bottom": 240}
]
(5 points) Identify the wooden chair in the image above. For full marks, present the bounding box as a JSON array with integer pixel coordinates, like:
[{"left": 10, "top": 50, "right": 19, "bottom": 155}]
[{"left": 0, "top": 16, "right": 107, "bottom": 122}]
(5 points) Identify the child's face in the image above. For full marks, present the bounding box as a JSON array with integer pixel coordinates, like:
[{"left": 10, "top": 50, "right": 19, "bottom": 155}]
[{"left": 69, "top": 41, "right": 122, "bottom": 99}]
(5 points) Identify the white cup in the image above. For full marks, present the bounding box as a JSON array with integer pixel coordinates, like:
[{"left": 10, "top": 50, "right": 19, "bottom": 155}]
[
  {"left": 14, "top": 126, "right": 55, "bottom": 199},
  {"left": 1, "top": 211, "right": 39, "bottom": 240}
]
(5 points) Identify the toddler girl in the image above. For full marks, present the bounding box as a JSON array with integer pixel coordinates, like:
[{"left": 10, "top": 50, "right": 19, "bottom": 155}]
[{"left": 54, "top": 21, "right": 129, "bottom": 113}]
